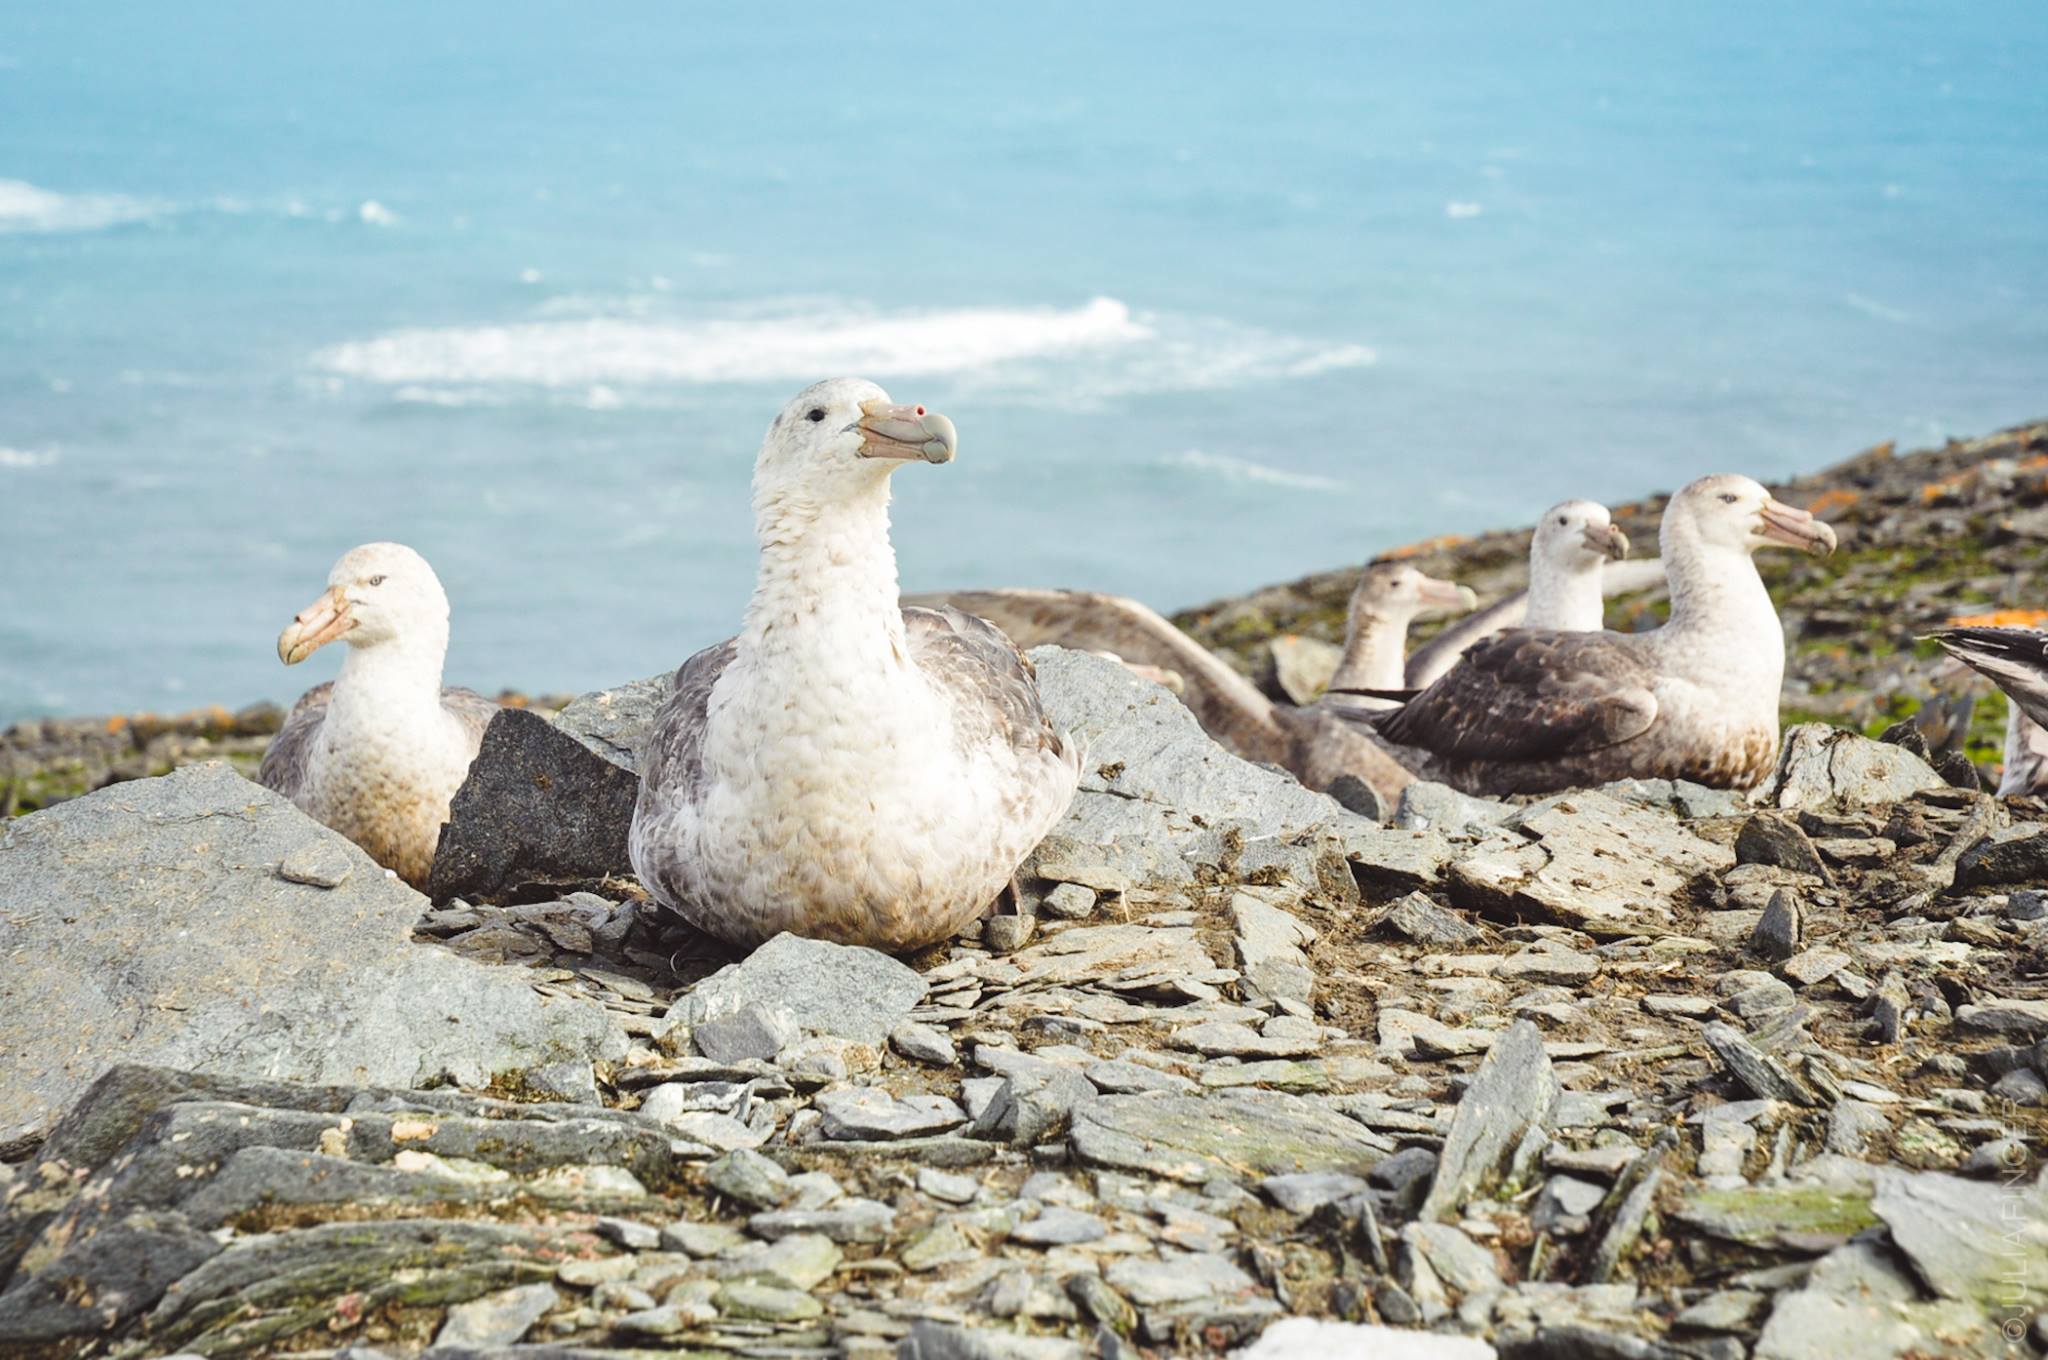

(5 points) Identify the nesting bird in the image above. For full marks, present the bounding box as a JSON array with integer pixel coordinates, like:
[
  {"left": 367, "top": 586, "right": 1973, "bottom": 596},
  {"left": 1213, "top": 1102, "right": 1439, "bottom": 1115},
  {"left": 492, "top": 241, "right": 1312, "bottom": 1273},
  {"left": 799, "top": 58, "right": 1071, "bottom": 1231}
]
[
  {"left": 907, "top": 560, "right": 1475, "bottom": 802},
  {"left": 629, "top": 379, "right": 1080, "bottom": 953},
  {"left": 1370, "top": 475, "right": 1837, "bottom": 795},
  {"left": 257, "top": 543, "right": 499, "bottom": 886},
  {"left": 1402, "top": 498, "right": 1636, "bottom": 688}
]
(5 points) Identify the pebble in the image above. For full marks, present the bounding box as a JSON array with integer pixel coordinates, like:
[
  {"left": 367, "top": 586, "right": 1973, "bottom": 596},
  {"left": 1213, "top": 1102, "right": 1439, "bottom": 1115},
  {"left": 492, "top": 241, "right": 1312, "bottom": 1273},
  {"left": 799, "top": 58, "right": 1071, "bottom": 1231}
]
[
  {"left": 433, "top": 1282, "right": 558, "bottom": 1349},
  {"left": 1042, "top": 882, "right": 1098, "bottom": 918},
  {"left": 890, "top": 1019, "right": 958, "bottom": 1066},
  {"left": 714, "top": 1281, "right": 824, "bottom": 1322},
  {"left": 659, "top": 1220, "right": 745, "bottom": 1257},
  {"left": 278, "top": 837, "right": 354, "bottom": 888},
  {"left": 917, "top": 1167, "right": 981, "bottom": 1204}
]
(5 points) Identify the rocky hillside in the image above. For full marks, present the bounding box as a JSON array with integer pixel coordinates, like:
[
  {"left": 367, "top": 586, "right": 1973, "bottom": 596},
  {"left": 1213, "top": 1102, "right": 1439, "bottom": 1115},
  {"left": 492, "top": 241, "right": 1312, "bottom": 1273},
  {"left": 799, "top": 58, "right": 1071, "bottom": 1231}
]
[
  {"left": 1175, "top": 420, "right": 2048, "bottom": 777},
  {"left": 2, "top": 647, "right": 2044, "bottom": 1359}
]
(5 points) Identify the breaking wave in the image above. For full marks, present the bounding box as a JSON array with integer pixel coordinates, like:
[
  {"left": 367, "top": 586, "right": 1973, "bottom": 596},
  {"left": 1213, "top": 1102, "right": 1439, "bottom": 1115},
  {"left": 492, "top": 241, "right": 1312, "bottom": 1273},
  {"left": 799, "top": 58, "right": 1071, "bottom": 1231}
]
[
  {"left": 311, "top": 297, "right": 1375, "bottom": 401},
  {"left": 0, "top": 179, "right": 160, "bottom": 233}
]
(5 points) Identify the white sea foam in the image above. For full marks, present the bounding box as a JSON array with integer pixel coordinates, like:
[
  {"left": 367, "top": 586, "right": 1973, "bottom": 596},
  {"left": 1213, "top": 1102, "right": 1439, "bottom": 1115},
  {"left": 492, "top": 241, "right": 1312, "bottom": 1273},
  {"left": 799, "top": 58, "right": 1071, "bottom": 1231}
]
[
  {"left": 313, "top": 297, "right": 1374, "bottom": 401},
  {"left": 0, "top": 179, "right": 159, "bottom": 233},
  {"left": 0, "top": 446, "right": 57, "bottom": 469},
  {"left": 1160, "top": 449, "right": 1345, "bottom": 493}
]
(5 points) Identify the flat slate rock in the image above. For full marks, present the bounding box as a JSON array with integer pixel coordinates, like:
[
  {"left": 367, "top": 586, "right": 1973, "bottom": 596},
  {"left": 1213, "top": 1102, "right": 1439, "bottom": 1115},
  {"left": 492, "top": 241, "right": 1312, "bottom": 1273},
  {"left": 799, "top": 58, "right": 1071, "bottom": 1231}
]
[
  {"left": 664, "top": 932, "right": 926, "bottom": 1044},
  {"left": 0, "top": 764, "right": 619, "bottom": 1150},
  {"left": 1761, "top": 724, "right": 1946, "bottom": 811},
  {"left": 1070, "top": 1090, "right": 1386, "bottom": 1184},
  {"left": 1419, "top": 1020, "right": 1559, "bottom": 1221}
]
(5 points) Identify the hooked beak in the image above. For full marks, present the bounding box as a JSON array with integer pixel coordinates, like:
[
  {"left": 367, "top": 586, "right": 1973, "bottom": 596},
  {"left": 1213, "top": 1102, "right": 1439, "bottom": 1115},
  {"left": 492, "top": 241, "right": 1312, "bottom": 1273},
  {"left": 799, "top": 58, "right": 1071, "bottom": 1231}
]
[
  {"left": 1419, "top": 575, "right": 1479, "bottom": 616},
  {"left": 1757, "top": 498, "right": 1838, "bottom": 557},
  {"left": 277, "top": 586, "right": 356, "bottom": 664},
  {"left": 857, "top": 399, "right": 958, "bottom": 464},
  {"left": 1582, "top": 523, "right": 1631, "bottom": 561}
]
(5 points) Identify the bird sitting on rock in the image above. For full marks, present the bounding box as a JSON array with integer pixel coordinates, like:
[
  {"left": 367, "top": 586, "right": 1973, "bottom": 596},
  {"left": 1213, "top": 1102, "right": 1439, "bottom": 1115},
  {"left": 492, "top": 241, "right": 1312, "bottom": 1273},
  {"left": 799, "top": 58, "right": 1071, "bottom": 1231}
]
[
  {"left": 629, "top": 379, "right": 1081, "bottom": 954},
  {"left": 258, "top": 543, "right": 499, "bottom": 887},
  {"left": 1367, "top": 475, "right": 1838, "bottom": 795}
]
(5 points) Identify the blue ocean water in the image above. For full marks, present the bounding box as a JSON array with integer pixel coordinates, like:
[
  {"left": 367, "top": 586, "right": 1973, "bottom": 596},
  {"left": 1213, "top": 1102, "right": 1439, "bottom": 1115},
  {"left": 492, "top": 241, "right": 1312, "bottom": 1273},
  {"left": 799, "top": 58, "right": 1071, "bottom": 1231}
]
[{"left": 2, "top": 2, "right": 2044, "bottom": 721}]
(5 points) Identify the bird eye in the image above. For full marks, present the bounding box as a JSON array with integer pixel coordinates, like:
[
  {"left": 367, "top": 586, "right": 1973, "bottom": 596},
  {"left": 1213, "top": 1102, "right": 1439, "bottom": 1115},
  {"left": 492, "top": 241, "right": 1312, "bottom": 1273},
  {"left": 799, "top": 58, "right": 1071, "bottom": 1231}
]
[
  {"left": 1718, "top": 493, "right": 1738, "bottom": 504},
  {"left": 1556, "top": 516, "right": 1567, "bottom": 526},
  {"left": 367, "top": 575, "right": 386, "bottom": 586},
  {"left": 805, "top": 408, "right": 826, "bottom": 423}
]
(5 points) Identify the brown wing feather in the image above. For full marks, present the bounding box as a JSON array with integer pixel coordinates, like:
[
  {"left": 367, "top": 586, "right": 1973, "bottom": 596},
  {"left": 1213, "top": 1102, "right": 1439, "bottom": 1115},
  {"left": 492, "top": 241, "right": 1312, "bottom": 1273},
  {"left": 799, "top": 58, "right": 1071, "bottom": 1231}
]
[
  {"left": 638, "top": 638, "right": 741, "bottom": 800},
  {"left": 1374, "top": 629, "right": 1660, "bottom": 764},
  {"left": 902, "top": 605, "right": 1069, "bottom": 763},
  {"left": 256, "top": 682, "right": 333, "bottom": 799},
  {"left": 904, "top": 587, "right": 1287, "bottom": 765}
]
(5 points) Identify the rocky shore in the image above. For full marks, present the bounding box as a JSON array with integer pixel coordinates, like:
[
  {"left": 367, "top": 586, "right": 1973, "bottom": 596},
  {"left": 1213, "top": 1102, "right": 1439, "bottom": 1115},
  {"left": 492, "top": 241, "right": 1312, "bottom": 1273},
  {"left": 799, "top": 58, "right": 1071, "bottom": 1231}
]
[{"left": 2, "top": 422, "right": 2046, "bottom": 1359}]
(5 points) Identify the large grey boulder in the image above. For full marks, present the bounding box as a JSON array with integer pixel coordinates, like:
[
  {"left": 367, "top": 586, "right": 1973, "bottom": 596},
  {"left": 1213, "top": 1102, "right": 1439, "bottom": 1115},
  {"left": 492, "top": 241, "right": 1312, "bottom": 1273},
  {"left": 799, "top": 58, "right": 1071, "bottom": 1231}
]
[
  {"left": 1446, "top": 790, "right": 1731, "bottom": 932},
  {"left": 428, "top": 671, "right": 675, "bottom": 903},
  {"left": 1761, "top": 724, "right": 1946, "bottom": 810},
  {"left": 660, "top": 932, "right": 927, "bottom": 1046},
  {"left": 0, "top": 764, "right": 621, "bottom": 1151},
  {"left": 1025, "top": 648, "right": 1377, "bottom": 901}
]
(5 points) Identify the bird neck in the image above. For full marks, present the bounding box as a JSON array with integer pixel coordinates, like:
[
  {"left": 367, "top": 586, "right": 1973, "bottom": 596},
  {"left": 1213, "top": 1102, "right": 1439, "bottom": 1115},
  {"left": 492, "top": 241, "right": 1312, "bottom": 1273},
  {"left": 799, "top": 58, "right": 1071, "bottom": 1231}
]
[
  {"left": 741, "top": 472, "right": 907, "bottom": 670},
  {"left": 1660, "top": 524, "right": 1783, "bottom": 686},
  {"left": 329, "top": 631, "right": 450, "bottom": 737},
  {"left": 1526, "top": 553, "right": 1605, "bottom": 631},
  {"left": 1329, "top": 606, "right": 1412, "bottom": 694}
]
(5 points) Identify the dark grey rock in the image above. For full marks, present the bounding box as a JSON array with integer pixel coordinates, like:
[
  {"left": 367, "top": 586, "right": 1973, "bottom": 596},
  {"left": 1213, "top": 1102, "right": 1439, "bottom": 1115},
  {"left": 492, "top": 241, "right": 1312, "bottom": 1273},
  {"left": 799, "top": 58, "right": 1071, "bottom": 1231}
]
[
  {"left": 1736, "top": 814, "right": 1830, "bottom": 879},
  {"left": 1701, "top": 1023, "right": 1821, "bottom": 1107},
  {"left": 1749, "top": 889, "right": 1802, "bottom": 962},
  {"left": 1957, "top": 823, "right": 2048, "bottom": 888},
  {"left": 663, "top": 932, "right": 926, "bottom": 1045},
  {"left": 1420, "top": 1020, "right": 1559, "bottom": 1221},
  {"left": 1324, "top": 773, "right": 1387, "bottom": 821},
  {"left": 0, "top": 765, "right": 619, "bottom": 1150},
  {"left": 427, "top": 708, "right": 643, "bottom": 901}
]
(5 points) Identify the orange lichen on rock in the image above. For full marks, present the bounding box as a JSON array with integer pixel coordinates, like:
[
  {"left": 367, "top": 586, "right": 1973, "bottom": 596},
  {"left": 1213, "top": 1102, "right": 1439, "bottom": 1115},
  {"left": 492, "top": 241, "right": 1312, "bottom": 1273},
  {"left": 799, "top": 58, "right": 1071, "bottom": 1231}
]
[
  {"left": 1948, "top": 609, "right": 2048, "bottom": 629},
  {"left": 1804, "top": 488, "right": 1860, "bottom": 518}
]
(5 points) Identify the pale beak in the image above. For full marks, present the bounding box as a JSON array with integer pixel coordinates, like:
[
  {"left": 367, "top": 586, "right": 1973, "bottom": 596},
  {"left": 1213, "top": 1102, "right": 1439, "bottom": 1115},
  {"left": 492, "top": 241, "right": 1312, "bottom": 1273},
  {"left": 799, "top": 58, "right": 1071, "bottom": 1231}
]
[
  {"left": 857, "top": 399, "right": 958, "bottom": 464},
  {"left": 1582, "top": 523, "right": 1631, "bottom": 560},
  {"left": 277, "top": 586, "right": 356, "bottom": 664},
  {"left": 1419, "top": 575, "right": 1479, "bottom": 616},
  {"left": 1757, "top": 498, "right": 1838, "bottom": 557}
]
